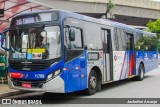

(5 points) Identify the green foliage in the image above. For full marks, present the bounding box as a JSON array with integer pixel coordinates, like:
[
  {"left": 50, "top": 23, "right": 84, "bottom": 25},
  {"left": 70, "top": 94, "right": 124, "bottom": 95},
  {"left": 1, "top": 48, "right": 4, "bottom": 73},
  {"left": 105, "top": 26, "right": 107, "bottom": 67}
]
[
  {"left": 135, "top": 36, "right": 156, "bottom": 51},
  {"left": 157, "top": 35, "right": 160, "bottom": 53},
  {"left": 106, "top": 0, "right": 115, "bottom": 13},
  {"left": 146, "top": 19, "right": 160, "bottom": 53}
]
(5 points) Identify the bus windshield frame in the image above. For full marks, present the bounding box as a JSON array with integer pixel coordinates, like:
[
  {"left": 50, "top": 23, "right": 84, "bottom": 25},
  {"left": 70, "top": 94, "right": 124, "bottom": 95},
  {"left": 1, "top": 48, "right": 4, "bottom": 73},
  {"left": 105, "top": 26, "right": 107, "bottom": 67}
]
[{"left": 8, "top": 24, "right": 62, "bottom": 61}]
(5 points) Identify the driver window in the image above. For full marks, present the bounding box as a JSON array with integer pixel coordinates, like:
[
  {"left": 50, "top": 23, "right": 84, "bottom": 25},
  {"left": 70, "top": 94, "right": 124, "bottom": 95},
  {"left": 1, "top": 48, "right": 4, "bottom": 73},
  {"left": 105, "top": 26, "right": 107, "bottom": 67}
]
[
  {"left": 64, "top": 27, "right": 83, "bottom": 49},
  {"left": 64, "top": 26, "right": 83, "bottom": 62}
]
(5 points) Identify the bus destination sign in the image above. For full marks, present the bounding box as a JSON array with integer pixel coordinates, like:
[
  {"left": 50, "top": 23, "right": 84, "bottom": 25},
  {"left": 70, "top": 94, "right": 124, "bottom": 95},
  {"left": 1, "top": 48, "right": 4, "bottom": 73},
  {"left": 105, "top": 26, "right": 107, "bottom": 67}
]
[{"left": 12, "top": 12, "right": 58, "bottom": 26}]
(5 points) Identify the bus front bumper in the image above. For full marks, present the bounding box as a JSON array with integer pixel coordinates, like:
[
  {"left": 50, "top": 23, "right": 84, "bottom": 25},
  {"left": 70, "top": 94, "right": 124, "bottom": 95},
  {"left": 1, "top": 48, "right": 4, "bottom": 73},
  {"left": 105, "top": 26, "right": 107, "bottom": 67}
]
[{"left": 8, "top": 76, "right": 65, "bottom": 93}]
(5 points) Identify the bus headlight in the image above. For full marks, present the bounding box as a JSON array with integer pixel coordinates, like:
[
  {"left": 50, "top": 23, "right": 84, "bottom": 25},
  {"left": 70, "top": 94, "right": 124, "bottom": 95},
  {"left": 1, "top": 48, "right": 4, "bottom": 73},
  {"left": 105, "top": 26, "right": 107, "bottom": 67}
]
[
  {"left": 47, "top": 73, "right": 53, "bottom": 81},
  {"left": 46, "top": 69, "right": 61, "bottom": 82},
  {"left": 54, "top": 69, "right": 61, "bottom": 76}
]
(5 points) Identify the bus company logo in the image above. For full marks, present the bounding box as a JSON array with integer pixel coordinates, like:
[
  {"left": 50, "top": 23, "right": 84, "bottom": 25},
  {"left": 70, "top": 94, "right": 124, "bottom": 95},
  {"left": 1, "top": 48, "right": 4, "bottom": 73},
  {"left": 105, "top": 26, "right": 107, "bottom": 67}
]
[
  {"left": 114, "top": 55, "right": 117, "bottom": 61},
  {"left": 2, "top": 99, "right": 42, "bottom": 104},
  {"left": 32, "top": 53, "right": 42, "bottom": 59},
  {"left": 2, "top": 99, "right": 11, "bottom": 104}
]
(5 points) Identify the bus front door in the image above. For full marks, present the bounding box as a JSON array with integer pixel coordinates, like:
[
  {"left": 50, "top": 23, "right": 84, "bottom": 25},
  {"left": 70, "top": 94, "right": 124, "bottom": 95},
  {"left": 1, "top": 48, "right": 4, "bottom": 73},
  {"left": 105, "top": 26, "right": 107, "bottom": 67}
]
[
  {"left": 101, "top": 29, "right": 113, "bottom": 82},
  {"left": 126, "top": 33, "right": 135, "bottom": 76}
]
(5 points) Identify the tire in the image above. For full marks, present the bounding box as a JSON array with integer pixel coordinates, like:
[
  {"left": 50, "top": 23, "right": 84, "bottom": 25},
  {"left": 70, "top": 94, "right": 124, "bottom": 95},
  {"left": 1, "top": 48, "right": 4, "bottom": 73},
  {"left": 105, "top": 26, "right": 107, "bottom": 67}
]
[
  {"left": 85, "top": 70, "right": 98, "bottom": 95},
  {"left": 135, "top": 64, "right": 144, "bottom": 81}
]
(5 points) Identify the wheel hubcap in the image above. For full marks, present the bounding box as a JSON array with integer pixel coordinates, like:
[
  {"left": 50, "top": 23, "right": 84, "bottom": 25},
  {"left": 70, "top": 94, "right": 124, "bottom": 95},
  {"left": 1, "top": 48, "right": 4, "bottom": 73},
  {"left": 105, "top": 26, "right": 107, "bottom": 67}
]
[{"left": 90, "top": 76, "right": 97, "bottom": 89}]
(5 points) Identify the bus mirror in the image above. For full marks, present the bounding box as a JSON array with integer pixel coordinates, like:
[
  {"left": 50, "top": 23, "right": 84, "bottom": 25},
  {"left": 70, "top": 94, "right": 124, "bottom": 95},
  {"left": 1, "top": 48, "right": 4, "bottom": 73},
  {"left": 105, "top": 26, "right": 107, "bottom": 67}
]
[
  {"left": 1, "top": 29, "right": 9, "bottom": 51},
  {"left": 69, "top": 28, "right": 75, "bottom": 41}
]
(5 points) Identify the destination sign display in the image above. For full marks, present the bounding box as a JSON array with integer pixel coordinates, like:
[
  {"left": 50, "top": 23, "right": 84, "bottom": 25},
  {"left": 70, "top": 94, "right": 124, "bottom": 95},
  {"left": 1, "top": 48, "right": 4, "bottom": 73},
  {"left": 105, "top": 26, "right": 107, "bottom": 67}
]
[{"left": 11, "top": 12, "right": 58, "bottom": 26}]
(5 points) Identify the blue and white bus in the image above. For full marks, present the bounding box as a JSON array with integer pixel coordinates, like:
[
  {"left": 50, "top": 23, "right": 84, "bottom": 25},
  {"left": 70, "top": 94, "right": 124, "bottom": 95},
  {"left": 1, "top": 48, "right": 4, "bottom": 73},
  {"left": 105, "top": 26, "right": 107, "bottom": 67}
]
[{"left": 1, "top": 10, "right": 158, "bottom": 95}]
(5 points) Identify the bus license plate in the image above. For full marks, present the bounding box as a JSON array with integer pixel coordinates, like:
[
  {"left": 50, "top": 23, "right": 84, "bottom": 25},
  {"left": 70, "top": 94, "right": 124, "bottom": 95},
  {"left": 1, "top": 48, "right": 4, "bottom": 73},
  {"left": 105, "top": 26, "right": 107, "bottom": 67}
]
[{"left": 22, "top": 83, "right": 31, "bottom": 88}]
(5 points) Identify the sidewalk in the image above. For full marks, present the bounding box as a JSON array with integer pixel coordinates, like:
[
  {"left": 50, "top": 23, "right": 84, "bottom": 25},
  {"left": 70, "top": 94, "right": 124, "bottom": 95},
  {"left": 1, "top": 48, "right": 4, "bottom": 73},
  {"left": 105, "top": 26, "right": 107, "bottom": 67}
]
[
  {"left": 0, "top": 84, "right": 20, "bottom": 99},
  {"left": 0, "top": 84, "right": 28, "bottom": 99},
  {"left": 0, "top": 84, "right": 11, "bottom": 93}
]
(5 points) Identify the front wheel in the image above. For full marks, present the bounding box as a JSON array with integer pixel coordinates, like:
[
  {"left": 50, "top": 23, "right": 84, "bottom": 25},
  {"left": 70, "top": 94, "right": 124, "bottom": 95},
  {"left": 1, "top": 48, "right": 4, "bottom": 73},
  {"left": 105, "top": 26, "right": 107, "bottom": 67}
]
[{"left": 85, "top": 70, "right": 98, "bottom": 95}]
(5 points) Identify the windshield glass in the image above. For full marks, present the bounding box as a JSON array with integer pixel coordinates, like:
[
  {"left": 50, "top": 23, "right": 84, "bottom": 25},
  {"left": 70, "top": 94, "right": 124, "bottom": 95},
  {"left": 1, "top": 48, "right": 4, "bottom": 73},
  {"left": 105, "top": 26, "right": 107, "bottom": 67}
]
[{"left": 9, "top": 26, "right": 61, "bottom": 60}]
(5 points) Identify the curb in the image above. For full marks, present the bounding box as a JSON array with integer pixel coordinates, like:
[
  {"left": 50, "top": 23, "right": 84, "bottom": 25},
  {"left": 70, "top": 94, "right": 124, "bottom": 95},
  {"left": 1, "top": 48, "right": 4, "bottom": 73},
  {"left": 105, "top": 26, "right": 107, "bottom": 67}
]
[{"left": 0, "top": 90, "right": 29, "bottom": 99}]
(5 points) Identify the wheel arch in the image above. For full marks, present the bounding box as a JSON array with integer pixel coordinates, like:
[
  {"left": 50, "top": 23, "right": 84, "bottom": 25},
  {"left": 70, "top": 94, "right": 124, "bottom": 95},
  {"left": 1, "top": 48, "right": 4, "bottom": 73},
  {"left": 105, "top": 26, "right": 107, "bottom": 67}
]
[
  {"left": 139, "top": 61, "right": 145, "bottom": 73},
  {"left": 90, "top": 66, "right": 102, "bottom": 84}
]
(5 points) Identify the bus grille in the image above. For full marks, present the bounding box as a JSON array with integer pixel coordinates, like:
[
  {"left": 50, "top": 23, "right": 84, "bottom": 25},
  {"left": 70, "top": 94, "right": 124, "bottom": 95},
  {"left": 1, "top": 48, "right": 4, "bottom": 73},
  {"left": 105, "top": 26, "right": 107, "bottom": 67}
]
[{"left": 9, "top": 61, "right": 48, "bottom": 71}]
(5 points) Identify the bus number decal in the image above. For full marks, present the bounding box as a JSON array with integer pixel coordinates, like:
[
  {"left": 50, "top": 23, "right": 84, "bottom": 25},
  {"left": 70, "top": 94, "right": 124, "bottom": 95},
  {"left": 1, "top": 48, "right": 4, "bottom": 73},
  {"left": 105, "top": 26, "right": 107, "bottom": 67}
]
[{"left": 35, "top": 74, "right": 45, "bottom": 79}]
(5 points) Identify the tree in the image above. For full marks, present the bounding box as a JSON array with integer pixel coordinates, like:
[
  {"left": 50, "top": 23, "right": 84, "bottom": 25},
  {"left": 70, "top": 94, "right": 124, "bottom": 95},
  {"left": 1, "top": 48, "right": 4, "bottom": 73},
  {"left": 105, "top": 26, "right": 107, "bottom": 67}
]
[
  {"left": 146, "top": 19, "right": 160, "bottom": 53},
  {"left": 106, "top": 0, "right": 115, "bottom": 19},
  {"left": 106, "top": 0, "right": 115, "bottom": 13}
]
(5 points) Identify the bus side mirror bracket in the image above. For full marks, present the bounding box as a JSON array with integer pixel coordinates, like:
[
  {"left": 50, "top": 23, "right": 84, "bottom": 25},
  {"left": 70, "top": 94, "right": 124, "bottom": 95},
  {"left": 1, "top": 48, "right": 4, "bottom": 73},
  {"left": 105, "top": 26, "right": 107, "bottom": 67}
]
[{"left": 84, "top": 45, "right": 88, "bottom": 50}]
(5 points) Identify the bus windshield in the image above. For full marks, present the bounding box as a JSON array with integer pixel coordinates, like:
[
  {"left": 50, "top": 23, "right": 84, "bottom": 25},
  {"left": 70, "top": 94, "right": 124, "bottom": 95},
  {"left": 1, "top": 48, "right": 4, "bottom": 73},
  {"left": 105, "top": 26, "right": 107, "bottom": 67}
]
[{"left": 9, "top": 26, "right": 61, "bottom": 60}]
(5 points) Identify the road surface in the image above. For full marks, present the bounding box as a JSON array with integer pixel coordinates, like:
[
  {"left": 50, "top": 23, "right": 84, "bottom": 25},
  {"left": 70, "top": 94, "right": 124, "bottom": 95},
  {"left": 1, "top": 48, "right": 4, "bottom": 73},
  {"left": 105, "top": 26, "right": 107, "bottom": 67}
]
[{"left": 1, "top": 67, "right": 160, "bottom": 105}]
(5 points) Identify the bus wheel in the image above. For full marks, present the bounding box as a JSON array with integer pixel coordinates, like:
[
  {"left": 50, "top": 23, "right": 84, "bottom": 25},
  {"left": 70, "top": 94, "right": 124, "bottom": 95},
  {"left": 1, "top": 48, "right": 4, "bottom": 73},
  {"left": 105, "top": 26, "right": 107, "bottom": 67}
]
[
  {"left": 85, "top": 70, "right": 98, "bottom": 95},
  {"left": 136, "top": 64, "right": 144, "bottom": 81}
]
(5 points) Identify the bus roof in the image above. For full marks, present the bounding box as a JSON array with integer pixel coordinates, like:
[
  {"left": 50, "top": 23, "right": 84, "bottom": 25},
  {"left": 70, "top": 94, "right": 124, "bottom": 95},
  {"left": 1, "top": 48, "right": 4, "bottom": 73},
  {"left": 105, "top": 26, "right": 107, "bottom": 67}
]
[{"left": 14, "top": 9, "right": 156, "bottom": 36}]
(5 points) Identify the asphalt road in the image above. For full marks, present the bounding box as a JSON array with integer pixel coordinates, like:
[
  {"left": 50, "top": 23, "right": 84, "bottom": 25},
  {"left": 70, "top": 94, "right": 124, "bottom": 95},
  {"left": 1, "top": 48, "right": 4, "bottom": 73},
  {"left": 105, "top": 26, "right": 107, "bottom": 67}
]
[{"left": 2, "top": 67, "right": 160, "bottom": 105}]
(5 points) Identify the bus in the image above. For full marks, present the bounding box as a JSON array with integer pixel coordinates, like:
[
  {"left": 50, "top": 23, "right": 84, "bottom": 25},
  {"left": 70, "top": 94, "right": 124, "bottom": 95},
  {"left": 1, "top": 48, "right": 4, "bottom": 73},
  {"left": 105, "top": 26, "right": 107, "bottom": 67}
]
[{"left": 1, "top": 10, "right": 158, "bottom": 95}]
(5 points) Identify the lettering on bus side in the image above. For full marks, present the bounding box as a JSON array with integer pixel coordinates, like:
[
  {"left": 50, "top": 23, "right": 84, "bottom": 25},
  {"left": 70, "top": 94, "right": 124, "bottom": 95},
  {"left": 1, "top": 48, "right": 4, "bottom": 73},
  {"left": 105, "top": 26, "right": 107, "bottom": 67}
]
[{"left": 88, "top": 52, "right": 99, "bottom": 61}]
